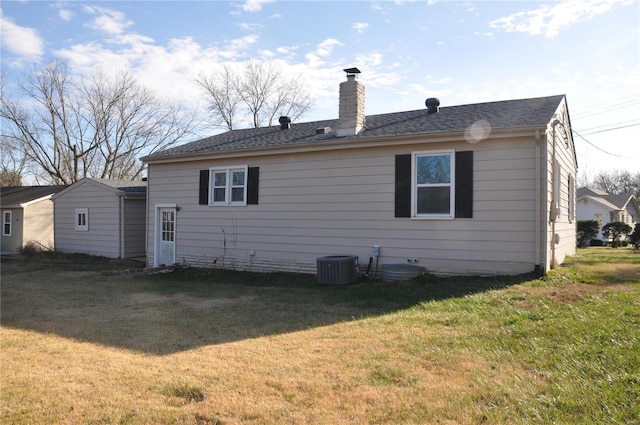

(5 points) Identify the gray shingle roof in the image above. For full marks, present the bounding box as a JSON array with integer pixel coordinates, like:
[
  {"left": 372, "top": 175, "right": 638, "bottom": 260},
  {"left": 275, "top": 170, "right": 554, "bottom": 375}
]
[
  {"left": 0, "top": 185, "right": 68, "bottom": 206},
  {"left": 577, "top": 187, "right": 636, "bottom": 210},
  {"left": 90, "top": 178, "right": 147, "bottom": 194},
  {"left": 144, "top": 94, "right": 565, "bottom": 160}
]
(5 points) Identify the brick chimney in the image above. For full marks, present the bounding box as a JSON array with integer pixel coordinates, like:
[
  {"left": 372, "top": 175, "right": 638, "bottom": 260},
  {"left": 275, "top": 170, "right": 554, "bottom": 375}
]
[{"left": 337, "top": 68, "right": 365, "bottom": 137}]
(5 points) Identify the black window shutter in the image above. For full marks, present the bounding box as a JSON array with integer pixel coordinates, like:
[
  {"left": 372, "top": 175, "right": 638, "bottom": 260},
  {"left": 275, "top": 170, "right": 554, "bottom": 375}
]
[
  {"left": 247, "top": 167, "right": 259, "bottom": 205},
  {"left": 455, "top": 151, "right": 473, "bottom": 218},
  {"left": 395, "top": 154, "right": 412, "bottom": 218},
  {"left": 199, "top": 170, "right": 209, "bottom": 205}
]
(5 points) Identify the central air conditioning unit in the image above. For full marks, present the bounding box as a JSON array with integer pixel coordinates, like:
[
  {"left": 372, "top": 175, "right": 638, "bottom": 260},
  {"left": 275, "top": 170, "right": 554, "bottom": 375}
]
[{"left": 316, "top": 255, "right": 358, "bottom": 285}]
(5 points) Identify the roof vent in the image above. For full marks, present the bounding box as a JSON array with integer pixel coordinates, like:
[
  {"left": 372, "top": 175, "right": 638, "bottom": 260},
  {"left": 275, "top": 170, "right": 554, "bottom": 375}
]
[
  {"left": 425, "top": 98, "right": 440, "bottom": 114},
  {"left": 316, "top": 127, "right": 331, "bottom": 135},
  {"left": 279, "top": 116, "right": 291, "bottom": 130}
]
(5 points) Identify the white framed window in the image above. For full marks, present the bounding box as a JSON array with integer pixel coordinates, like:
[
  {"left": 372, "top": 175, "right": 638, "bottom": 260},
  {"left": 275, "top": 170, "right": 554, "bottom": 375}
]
[
  {"left": 553, "top": 160, "right": 562, "bottom": 220},
  {"left": 412, "top": 150, "right": 455, "bottom": 218},
  {"left": 568, "top": 174, "right": 575, "bottom": 222},
  {"left": 209, "top": 166, "right": 247, "bottom": 206},
  {"left": 75, "top": 208, "right": 88, "bottom": 231},
  {"left": 2, "top": 211, "right": 12, "bottom": 236}
]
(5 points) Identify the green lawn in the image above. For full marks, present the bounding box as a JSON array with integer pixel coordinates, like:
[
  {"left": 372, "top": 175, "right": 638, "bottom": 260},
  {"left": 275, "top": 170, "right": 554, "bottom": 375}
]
[{"left": 1, "top": 248, "right": 638, "bottom": 424}]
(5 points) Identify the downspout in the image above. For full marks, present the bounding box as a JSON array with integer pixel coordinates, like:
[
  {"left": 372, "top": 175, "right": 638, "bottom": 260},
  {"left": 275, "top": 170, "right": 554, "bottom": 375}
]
[
  {"left": 119, "top": 195, "right": 124, "bottom": 258},
  {"left": 534, "top": 130, "right": 542, "bottom": 275},
  {"left": 550, "top": 118, "right": 561, "bottom": 270}
]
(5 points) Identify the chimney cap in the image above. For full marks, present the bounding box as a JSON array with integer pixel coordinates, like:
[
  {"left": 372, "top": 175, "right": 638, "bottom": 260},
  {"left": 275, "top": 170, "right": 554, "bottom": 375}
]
[{"left": 343, "top": 67, "right": 361, "bottom": 76}]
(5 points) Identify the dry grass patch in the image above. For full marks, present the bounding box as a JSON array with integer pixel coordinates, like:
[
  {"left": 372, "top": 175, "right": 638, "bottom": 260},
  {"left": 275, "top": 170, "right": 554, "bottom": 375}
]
[{"left": 2, "top": 248, "right": 638, "bottom": 424}]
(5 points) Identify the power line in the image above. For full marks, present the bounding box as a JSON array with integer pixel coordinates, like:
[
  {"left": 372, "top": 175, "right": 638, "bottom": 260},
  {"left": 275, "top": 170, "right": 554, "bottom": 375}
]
[
  {"left": 572, "top": 129, "right": 630, "bottom": 158},
  {"left": 572, "top": 96, "right": 639, "bottom": 119},
  {"left": 579, "top": 119, "right": 640, "bottom": 133},
  {"left": 581, "top": 122, "right": 640, "bottom": 136}
]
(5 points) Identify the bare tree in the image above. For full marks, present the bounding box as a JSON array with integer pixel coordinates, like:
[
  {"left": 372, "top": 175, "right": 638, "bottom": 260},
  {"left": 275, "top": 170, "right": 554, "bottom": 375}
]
[
  {"left": 1, "top": 59, "right": 194, "bottom": 185},
  {"left": 590, "top": 170, "right": 640, "bottom": 196},
  {"left": 194, "top": 60, "right": 311, "bottom": 131},
  {"left": 194, "top": 65, "right": 243, "bottom": 130},
  {"left": 1, "top": 135, "right": 28, "bottom": 186}
]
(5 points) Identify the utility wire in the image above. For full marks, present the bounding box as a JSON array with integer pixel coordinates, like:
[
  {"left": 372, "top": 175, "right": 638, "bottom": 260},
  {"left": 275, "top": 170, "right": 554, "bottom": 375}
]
[
  {"left": 572, "top": 129, "right": 630, "bottom": 158},
  {"left": 572, "top": 96, "right": 639, "bottom": 119},
  {"left": 579, "top": 119, "right": 640, "bottom": 133},
  {"left": 580, "top": 122, "right": 640, "bottom": 136}
]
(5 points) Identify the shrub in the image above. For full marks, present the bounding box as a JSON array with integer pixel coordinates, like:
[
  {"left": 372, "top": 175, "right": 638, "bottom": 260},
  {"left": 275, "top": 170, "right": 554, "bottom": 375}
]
[
  {"left": 602, "top": 222, "right": 632, "bottom": 248},
  {"left": 577, "top": 220, "right": 600, "bottom": 247},
  {"left": 20, "top": 240, "right": 52, "bottom": 257},
  {"left": 630, "top": 223, "right": 640, "bottom": 249}
]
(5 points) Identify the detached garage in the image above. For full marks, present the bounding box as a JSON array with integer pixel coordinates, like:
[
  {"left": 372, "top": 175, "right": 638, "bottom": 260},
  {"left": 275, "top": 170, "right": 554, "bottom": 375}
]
[{"left": 53, "top": 178, "right": 147, "bottom": 259}]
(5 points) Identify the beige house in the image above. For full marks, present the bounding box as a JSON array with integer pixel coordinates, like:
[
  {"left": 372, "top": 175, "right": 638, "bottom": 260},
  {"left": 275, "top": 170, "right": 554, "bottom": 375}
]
[
  {"left": 1, "top": 185, "right": 67, "bottom": 254},
  {"left": 141, "top": 70, "right": 577, "bottom": 276},
  {"left": 53, "top": 178, "right": 146, "bottom": 258}
]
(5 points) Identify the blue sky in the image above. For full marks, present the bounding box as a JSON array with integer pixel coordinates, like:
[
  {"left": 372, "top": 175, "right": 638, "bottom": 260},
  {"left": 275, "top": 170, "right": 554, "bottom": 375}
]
[{"left": 1, "top": 0, "right": 638, "bottom": 179}]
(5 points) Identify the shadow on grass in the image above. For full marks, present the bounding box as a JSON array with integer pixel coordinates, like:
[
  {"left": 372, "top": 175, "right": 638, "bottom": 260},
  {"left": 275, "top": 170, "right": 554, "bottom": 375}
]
[{"left": 1, "top": 253, "right": 534, "bottom": 355}]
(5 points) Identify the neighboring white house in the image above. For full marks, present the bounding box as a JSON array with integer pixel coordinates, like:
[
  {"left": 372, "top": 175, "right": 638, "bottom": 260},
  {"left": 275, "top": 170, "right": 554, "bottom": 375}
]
[
  {"left": 53, "top": 178, "right": 147, "bottom": 258},
  {"left": 0, "top": 186, "right": 67, "bottom": 254},
  {"left": 577, "top": 187, "right": 640, "bottom": 241},
  {"left": 141, "top": 70, "right": 577, "bottom": 276}
]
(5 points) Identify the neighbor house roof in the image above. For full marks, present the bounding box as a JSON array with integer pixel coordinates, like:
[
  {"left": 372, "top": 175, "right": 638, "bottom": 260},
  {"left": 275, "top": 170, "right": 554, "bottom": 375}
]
[
  {"left": 88, "top": 178, "right": 147, "bottom": 194},
  {"left": 143, "top": 95, "right": 566, "bottom": 161},
  {"left": 577, "top": 187, "right": 638, "bottom": 211},
  {"left": 0, "top": 185, "right": 68, "bottom": 208},
  {"left": 52, "top": 178, "right": 146, "bottom": 200}
]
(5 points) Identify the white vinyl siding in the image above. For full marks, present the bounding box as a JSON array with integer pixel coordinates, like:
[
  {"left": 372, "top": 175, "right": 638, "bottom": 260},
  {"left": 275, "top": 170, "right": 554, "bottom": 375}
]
[
  {"left": 55, "top": 183, "right": 119, "bottom": 258},
  {"left": 122, "top": 199, "right": 146, "bottom": 258},
  {"left": 147, "top": 137, "right": 553, "bottom": 276},
  {"left": 54, "top": 179, "right": 146, "bottom": 259},
  {"left": 22, "top": 200, "right": 55, "bottom": 250},
  {"left": 545, "top": 108, "right": 578, "bottom": 270},
  {"left": 1, "top": 200, "right": 55, "bottom": 253}
]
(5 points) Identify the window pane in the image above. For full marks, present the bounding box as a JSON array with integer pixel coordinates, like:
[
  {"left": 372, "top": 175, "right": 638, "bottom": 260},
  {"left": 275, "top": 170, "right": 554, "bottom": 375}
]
[
  {"left": 417, "top": 155, "right": 450, "bottom": 184},
  {"left": 4, "top": 224, "right": 9, "bottom": 234},
  {"left": 214, "top": 172, "right": 226, "bottom": 187},
  {"left": 417, "top": 187, "right": 450, "bottom": 214},
  {"left": 213, "top": 188, "right": 226, "bottom": 202},
  {"left": 231, "top": 187, "right": 244, "bottom": 202},
  {"left": 232, "top": 171, "right": 245, "bottom": 186}
]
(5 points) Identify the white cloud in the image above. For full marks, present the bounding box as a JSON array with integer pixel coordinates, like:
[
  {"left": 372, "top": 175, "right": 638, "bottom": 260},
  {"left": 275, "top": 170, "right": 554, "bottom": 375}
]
[
  {"left": 83, "top": 5, "right": 132, "bottom": 35},
  {"left": 0, "top": 14, "right": 44, "bottom": 61},
  {"left": 490, "top": 0, "right": 623, "bottom": 38},
  {"left": 240, "top": 0, "right": 275, "bottom": 13},
  {"left": 58, "top": 8, "right": 73, "bottom": 21},
  {"left": 355, "top": 52, "right": 383, "bottom": 68},
  {"left": 315, "top": 38, "right": 343, "bottom": 57},
  {"left": 238, "top": 22, "right": 263, "bottom": 31},
  {"left": 353, "top": 22, "right": 369, "bottom": 33}
]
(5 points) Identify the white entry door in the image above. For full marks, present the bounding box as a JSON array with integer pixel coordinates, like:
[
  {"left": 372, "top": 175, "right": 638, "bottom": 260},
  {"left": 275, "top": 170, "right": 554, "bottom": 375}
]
[{"left": 156, "top": 207, "right": 176, "bottom": 266}]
